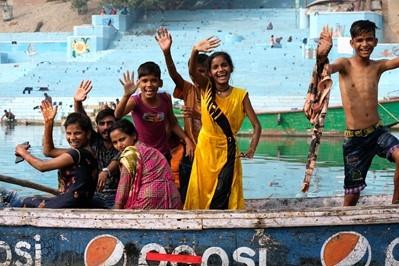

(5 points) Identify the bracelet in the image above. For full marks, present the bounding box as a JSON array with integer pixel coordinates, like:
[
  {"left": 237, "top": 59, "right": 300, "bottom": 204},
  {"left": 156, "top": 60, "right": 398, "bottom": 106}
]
[{"left": 102, "top": 167, "right": 110, "bottom": 176}]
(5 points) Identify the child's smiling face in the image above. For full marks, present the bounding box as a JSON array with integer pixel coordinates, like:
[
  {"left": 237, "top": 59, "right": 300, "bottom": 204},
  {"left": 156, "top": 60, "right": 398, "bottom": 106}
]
[
  {"left": 138, "top": 74, "right": 163, "bottom": 99},
  {"left": 209, "top": 55, "right": 232, "bottom": 86},
  {"left": 350, "top": 31, "right": 378, "bottom": 59}
]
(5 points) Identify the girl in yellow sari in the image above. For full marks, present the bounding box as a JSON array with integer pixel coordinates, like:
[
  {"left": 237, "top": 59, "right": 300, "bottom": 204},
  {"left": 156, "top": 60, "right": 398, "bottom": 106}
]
[{"left": 184, "top": 38, "right": 261, "bottom": 209}]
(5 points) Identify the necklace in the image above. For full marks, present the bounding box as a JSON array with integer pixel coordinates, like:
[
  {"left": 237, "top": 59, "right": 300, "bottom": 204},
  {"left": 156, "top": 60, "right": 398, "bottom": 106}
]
[{"left": 216, "top": 86, "right": 231, "bottom": 95}]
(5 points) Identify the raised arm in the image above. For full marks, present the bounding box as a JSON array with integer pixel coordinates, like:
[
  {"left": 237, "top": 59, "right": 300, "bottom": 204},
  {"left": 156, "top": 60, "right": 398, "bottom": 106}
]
[
  {"left": 189, "top": 36, "right": 221, "bottom": 89},
  {"left": 41, "top": 100, "right": 68, "bottom": 157},
  {"left": 114, "top": 71, "right": 138, "bottom": 119},
  {"left": 316, "top": 26, "right": 340, "bottom": 74},
  {"left": 73, "top": 80, "right": 93, "bottom": 115},
  {"left": 155, "top": 27, "right": 185, "bottom": 91},
  {"left": 242, "top": 94, "right": 261, "bottom": 158},
  {"left": 317, "top": 26, "right": 333, "bottom": 60},
  {"left": 166, "top": 99, "right": 195, "bottom": 159},
  {"left": 380, "top": 56, "right": 399, "bottom": 72},
  {"left": 15, "top": 144, "right": 75, "bottom": 172}
]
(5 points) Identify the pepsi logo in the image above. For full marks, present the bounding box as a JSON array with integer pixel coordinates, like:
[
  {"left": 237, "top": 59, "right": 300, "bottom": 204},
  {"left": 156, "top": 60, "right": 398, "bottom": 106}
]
[
  {"left": 321, "top": 231, "right": 371, "bottom": 266},
  {"left": 84, "top": 234, "right": 125, "bottom": 266}
]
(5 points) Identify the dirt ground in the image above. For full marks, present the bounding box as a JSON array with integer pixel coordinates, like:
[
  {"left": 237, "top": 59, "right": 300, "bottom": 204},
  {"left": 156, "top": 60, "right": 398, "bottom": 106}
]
[
  {"left": 0, "top": 0, "right": 398, "bottom": 42},
  {"left": 383, "top": 0, "right": 399, "bottom": 42},
  {"left": 0, "top": 0, "right": 101, "bottom": 32}
]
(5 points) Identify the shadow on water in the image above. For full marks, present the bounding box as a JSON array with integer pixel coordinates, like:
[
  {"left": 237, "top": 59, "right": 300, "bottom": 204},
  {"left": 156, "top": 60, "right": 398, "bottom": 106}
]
[
  {"left": 238, "top": 136, "right": 394, "bottom": 170},
  {"left": 0, "top": 125, "right": 396, "bottom": 199},
  {"left": 238, "top": 136, "right": 396, "bottom": 199}
]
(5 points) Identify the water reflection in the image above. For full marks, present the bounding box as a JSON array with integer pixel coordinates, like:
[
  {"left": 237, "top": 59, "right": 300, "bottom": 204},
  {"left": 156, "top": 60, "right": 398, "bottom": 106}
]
[
  {"left": 1, "top": 121, "right": 16, "bottom": 136},
  {"left": 0, "top": 125, "right": 396, "bottom": 199},
  {"left": 239, "top": 136, "right": 396, "bottom": 199}
]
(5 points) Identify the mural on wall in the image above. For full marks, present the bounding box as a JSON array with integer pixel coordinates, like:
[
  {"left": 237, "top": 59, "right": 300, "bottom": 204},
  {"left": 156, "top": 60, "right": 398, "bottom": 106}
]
[
  {"left": 102, "top": 17, "right": 114, "bottom": 26},
  {"left": 71, "top": 37, "right": 90, "bottom": 58},
  {"left": 376, "top": 46, "right": 399, "bottom": 58},
  {"left": 332, "top": 23, "right": 345, "bottom": 38},
  {"left": 392, "top": 46, "right": 399, "bottom": 57}
]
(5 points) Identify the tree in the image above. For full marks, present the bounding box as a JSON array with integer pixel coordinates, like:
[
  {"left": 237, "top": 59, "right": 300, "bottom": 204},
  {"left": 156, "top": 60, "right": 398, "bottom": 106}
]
[
  {"left": 71, "top": 0, "right": 89, "bottom": 14},
  {"left": 100, "top": 0, "right": 220, "bottom": 11}
]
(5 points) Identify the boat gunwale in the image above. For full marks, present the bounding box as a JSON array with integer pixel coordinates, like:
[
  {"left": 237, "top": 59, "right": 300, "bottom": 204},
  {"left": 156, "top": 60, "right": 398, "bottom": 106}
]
[
  {"left": 252, "top": 97, "right": 399, "bottom": 116},
  {"left": 1, "top": 196, "right": 398, "bottom": 230}
]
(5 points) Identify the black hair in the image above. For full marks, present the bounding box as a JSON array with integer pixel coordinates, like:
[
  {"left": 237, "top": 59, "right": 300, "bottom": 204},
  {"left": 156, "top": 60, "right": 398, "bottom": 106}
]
[
  {"left": 64, "top": 112, "right": 93, "bottom": 133},
  {"left": 350, "top": 20, "right": 377, "bottom": 38},
  {"left": 137, "top": 61, "right": 161, "bottom": 79},
  {"left": 207, "top": 51, "right": 234, "bottom": 73},
  {"left": 191, "top": 53, "right": 209, "bottom": 66},
  {"left": 197, "top": 53, "right": 209, "bottom": 66},
  {"left": 206, "top": 51, "right": 234, "bottom": 100},
  {"left": 95, "top": 108, "right": 115, "bottom": 124},
  {"left": 109, "top": 119, "right": 138, "bottom": 138}
]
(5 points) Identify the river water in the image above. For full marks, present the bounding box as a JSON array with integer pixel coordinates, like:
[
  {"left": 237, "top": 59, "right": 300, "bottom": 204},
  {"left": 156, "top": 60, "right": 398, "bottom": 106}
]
[{"left": 0, "top": 124, "right": 396, "bottom": 199}]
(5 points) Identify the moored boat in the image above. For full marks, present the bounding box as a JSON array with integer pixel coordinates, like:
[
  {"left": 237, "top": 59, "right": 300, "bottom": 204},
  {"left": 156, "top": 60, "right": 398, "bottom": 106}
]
[
  {"left": 1, "top": 195, "right": 399, "bottom": 265},
  {"left": 175, "top": 97, "right": 399, "bottom": 137}
]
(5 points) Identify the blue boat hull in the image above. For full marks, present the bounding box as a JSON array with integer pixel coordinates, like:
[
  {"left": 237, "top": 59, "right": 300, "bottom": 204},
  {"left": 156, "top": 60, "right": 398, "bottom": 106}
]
[{"left": 0, "top": 196, "right": 399, "bottom": 265}]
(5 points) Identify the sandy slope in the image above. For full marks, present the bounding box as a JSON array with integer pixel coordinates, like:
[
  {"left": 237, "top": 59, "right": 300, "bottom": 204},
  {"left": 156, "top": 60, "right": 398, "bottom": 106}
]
[
  {"left": 0, "top": 0, "right": 101, "bottom": 33},
  {"left": 0, "top": 0, "right": 398, "bottom": 41},
  {"left": 383, "top": 0, "right": 399, "bottom": 42}
]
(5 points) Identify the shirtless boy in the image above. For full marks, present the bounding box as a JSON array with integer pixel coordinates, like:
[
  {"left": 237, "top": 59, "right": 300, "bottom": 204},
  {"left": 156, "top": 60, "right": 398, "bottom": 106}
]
[{"left": 318, "top": 20, "right": 399, "bottom": 206}]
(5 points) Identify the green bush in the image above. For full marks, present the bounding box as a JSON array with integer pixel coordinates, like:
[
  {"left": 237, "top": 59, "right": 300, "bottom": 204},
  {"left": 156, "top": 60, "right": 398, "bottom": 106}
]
[{"left": 71, "top": 0, "right": 88, "bottom": 14}]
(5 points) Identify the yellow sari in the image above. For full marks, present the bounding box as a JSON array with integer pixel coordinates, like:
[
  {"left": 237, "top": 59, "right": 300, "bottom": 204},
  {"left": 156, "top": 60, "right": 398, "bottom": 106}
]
[{"left": 184, "top": 84, "right": 247, "bottom": 209}]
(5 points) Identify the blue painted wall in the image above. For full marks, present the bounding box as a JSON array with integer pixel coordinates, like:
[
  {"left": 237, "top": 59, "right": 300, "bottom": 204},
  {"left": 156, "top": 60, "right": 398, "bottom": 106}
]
[
  {"left": 92, "top": 13, "right": 138, "bottom": 32},
  {"left": 0, "top": 52, "right": 7, "bottom": 63},
  {"left": 309, "top": 11, "right": 384, "bottom": 40}
]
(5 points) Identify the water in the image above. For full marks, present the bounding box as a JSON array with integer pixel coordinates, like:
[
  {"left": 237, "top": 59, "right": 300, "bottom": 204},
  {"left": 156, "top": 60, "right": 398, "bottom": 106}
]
[{"left": 0, "top": 124, "right": 396, "bottom": 199}]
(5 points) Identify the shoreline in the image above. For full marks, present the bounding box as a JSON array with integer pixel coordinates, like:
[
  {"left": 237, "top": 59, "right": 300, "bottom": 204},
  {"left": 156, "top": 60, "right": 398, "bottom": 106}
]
[{"left": 4, "top": 119, "right": 398, "bottom": 137}]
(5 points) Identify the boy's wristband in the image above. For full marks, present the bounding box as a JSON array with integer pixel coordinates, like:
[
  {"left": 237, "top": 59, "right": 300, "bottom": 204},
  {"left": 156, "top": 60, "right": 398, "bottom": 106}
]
[{"left": 101, "top": 167, "right": 110, "bottom": 177}]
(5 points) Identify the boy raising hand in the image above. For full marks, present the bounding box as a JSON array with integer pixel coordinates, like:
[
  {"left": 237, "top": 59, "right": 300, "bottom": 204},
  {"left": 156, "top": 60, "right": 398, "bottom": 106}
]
[
  {"left": 318, "top": 20, "right": 399, "bottom": 206},
  {"left": 114, "top": 63, "right": 194, "bottom": 162}
]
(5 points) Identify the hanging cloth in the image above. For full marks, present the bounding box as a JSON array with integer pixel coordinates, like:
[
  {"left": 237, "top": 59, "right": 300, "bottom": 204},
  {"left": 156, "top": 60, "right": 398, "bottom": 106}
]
[{"left": 302, "top": 57, "right": 332, "bottom": 192}]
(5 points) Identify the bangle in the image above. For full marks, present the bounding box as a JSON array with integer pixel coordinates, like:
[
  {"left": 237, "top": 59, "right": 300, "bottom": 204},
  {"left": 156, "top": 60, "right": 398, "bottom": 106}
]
[{"left": 102, "top": 167, "right": 110, "bottom": 176}]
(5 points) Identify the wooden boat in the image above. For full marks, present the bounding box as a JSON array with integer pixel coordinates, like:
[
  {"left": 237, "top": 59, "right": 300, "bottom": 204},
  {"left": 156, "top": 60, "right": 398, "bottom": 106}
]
[
  {"left": 1, "top": 195, "right": 399, "bottom": 265},
  {"left": 175, "top": 97, "right": 399, "bottom": 136}
]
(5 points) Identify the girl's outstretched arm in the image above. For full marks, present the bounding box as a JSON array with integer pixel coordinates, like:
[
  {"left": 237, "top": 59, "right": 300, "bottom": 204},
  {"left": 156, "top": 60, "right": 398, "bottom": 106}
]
[
  {"left": 242, "top": 94, "right": 261, "bottom": 158},
  {"left": 73, "top": 80, "right": 93, "bottom": 115},
  {"left": 189, "top": 36, "right": 221, "bottom": 89},
  {"left": 15, "top": 144, "right": 75, "bottom": 172},
  {"left": 41, "top": 100, "right": 68, "bottom": 158}
]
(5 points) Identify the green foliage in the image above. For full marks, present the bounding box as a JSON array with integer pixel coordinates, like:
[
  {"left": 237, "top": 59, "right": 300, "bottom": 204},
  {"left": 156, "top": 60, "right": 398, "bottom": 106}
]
[
  {"left": 71, "top": 0, "right": 89, "bottom": 14},
  {"left": 99, "top": 0, "right": 208, "bottom": 10},
  {"left": 99, "top": 0, "right": 164, "bottom": 9},
  {"left": 71, "top": 0, "right": 88, "bottom": 9}
]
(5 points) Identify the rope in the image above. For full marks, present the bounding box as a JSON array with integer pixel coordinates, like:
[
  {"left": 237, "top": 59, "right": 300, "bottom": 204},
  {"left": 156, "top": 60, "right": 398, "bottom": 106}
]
[{"left": 378, "top": 102, "right": 399, "bottom": 122}]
